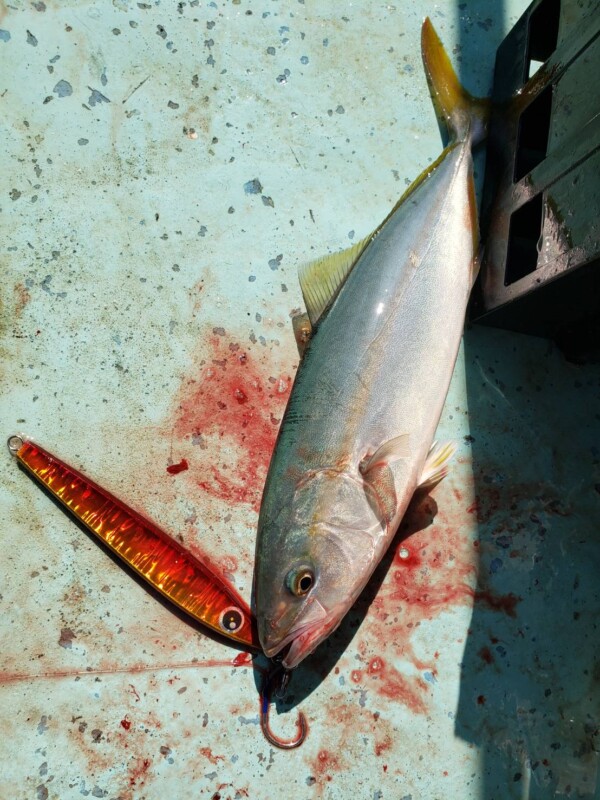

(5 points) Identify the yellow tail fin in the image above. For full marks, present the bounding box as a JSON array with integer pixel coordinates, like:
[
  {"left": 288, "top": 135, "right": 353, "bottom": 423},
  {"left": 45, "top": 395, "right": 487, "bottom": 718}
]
[{"left": 421, "top": 18, "right": 490, "bottom": 145}]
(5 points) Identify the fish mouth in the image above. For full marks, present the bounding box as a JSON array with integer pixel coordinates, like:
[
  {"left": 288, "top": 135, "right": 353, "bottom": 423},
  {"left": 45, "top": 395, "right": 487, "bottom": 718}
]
[{"left": 262, "top": 612, "right": 341, "bottom": 669}]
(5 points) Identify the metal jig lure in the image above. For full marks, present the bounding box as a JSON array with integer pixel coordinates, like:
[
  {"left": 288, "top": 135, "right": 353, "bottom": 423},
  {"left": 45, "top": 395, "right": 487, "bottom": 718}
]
[
  {"left": 8, "top": 435, "right": 259, "bottom": 649},
  {"left": 259, "top": 662, "right": 307, "bottom": 749}
]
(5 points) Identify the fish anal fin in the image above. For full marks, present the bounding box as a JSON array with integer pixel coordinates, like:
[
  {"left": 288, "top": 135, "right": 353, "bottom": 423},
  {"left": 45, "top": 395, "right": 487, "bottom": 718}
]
[
  {"left": 418, "top": 440, "right": 456, "bottom": 491},
  {"left": 298, "top": 235, "right": 371, "bottom": 327}
]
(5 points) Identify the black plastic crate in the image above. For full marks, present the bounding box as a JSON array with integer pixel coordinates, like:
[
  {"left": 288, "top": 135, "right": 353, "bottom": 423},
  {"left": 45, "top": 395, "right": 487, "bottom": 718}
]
[{"left": 470, "top": 0, "right": 600, "bottom": 360}]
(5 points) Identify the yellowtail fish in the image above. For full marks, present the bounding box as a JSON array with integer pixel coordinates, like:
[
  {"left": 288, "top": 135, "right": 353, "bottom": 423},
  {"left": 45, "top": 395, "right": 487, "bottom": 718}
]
[{"left": 254, "top": 19, "right": 489, "bottom": 669}]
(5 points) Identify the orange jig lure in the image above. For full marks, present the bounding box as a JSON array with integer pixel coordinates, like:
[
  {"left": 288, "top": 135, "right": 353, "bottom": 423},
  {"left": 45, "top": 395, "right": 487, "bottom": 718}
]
[{"left": 8, "top": 435, "right": 259, "bottom": 649}]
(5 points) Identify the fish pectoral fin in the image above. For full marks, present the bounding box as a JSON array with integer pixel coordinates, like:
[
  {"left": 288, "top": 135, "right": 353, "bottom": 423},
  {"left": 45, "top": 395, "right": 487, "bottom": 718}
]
[
  {"left": 360, "top": 464, "right": 398, "bottom": 525},
  {"left": 418, "top": 440, "right": 456, "bottom": 490},
  {"left": 359, "top": 434, "right": 411, "bottom": 475},
  {"left": 298, "top": 236, "right": 371, "bottom": 327}
]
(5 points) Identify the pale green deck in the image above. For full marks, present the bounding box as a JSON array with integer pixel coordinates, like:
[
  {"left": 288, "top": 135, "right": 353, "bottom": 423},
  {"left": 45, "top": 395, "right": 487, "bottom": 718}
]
[{"left": 1, "top": 1, "right": 598, "bottom": 798}]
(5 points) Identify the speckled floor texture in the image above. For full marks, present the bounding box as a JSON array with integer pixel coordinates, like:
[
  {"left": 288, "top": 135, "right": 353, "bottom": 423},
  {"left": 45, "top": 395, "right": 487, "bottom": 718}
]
[{"left": 1, "top": 1, "right": 599, "bottom": 798}]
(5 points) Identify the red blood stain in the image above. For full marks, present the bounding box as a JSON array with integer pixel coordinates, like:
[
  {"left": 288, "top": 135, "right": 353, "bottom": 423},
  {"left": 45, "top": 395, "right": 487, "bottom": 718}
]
[
  {"left": 374, "top": 735, "right": 392, "bottom": 757},
  {"left": 387, "top": 505, "right": 520, "bottom": 619},
  {"left": 474, "top": 590, "right": 521, "bottom": 617},
  {"left": 199, "top": 747, "right": 225, "bottom": 764},
  {"left": 173, "top": 335, "right": 292, "bottom": 511},
  {"left": 363, "top": 655, "right": 429, "bottom": 714},
  {"left": 466, "top": 489, "right": 500, "bottom": 523},
  {"left": 189, "top": 279, "right": 205, "bottom": 317},
  {"left": 219, "top": 555, "right": 238, "bottom": 573},
  {"left": 232, "top": 651, "right": 252, "bottom": 667},
  {"left": 0, "top": 654, "right": 266, "bottom": 685},
  {"left": 389, "top": 539, "right": 473, "bottom": 612},
  {"left": 143, "top": 711, "right": 162, "bottom": 730},
  {"left": 166, "top": 458, "right": 189, "bottom": 475},
  {"left": 477, "top": 695, "right": 486, "bottom": 705},
  {"left": 345, "top": 499, "right": 471, "bottom": 713},
  {"left": 346, "top": 485, "right": 523, "bottom": 716},
  {"left": 367, "top": 657, "right": 384, "bottom": 675},
  {"left": 311, "top": 749, "right": 341, "bottom": 782},
  {"left": 547, "top": 499, "right": 569, "bottom": 517},
  {"left": 128, "top": 757, "right": 151, "bottom": 787},
  {"left": 120, "top": 716, "right": 131, "bottom": 730},
  {"left": 479, "top": 646, "right": 494, "bottom": 665},
  {"left": 14, "top": 283, "right": 31, "bottom": 317},
  {"left": 394, "top": 545, "right": 422, "bottom": 570},
  {"left": 210, "top": 786, "right": 242, "bottom": 800}
]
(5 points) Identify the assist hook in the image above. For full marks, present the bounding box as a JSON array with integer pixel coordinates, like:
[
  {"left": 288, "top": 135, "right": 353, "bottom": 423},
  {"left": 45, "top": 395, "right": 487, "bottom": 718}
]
[{"left": 259, "top": 662, "right": 307, "bottom": 749}]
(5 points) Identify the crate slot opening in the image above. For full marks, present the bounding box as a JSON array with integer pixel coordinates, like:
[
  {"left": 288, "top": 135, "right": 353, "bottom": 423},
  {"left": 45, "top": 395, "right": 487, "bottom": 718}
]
[
  {"left": 505, "top": 193, "right": 544, "bottom": 285},
  {"left": 525, "top": 0, "right": 561, "bottom": 79},
  {"left": 514, "top": 83, "right": 553, "bottom": 182}
]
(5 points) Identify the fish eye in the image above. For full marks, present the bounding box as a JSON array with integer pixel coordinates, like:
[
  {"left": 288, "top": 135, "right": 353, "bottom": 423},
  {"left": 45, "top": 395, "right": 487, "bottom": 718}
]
[
  {"left": 219, "top": 606, "right": 244, "bottom": 633},
  {"left": 286, "top": 567, "right": 315, "bottom": 597}
]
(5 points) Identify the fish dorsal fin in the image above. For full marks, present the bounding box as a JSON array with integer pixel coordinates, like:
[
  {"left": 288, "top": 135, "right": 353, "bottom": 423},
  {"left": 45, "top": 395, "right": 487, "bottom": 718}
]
[
  {"left": 298, "top": 139, "right": 454, "bottom": 330},
  {"left": 298, "top": 236, "right": 371, "bottom": 327},
  {"left": 359, "top": 434, "right": 411, "bottom": 475}
]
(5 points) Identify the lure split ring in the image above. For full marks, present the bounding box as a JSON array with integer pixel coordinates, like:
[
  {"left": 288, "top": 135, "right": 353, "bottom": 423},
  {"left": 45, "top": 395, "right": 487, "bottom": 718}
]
[{"left": 7, "top": 434, "right": 24, "bottom": 454}]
